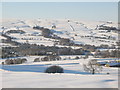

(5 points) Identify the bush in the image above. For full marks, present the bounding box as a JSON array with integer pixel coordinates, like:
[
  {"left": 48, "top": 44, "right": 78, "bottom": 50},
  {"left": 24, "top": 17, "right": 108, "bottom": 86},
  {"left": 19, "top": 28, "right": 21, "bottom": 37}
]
[
  {"left": 2, "top": 62, "right": 4, "bottom": 65},
  {"left": 5, "top": 59, "right": 14, "bottom": 65},
  {"left": 5, "top": 58, "right": 27, "bottom": 65},
  {"left": 13, "top": 58, "right": 27, "bottom": 64},
  {"left": 41, "top": 55, "right": 61, "bottom": 61},
  {"left": 6, "top": 30, "right": 25, "bottom": 34},
  {"left": 45, "top": 65, "right": 64, "bottom": 73},
  {"left": 21, "top": 58, "right": 27, "bottom": 63},
  {"left": 75, "top": 56, "right": 80, "bottom": 59},
  {"left": 34, "top": 58, "right": 40, "bottom": 62},
  {"left": 41, "top": 57, "right": 49, "bottom": 61}
]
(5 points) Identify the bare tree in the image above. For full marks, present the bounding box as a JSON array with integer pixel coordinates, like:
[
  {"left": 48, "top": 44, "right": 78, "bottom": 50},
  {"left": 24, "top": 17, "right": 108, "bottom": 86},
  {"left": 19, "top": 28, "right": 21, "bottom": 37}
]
[
  {"left": 83, "top": 59, "right": 102, "bottom": 74},
  {"left": 83, "top": 54, "right": 89, "bottom": 59}
]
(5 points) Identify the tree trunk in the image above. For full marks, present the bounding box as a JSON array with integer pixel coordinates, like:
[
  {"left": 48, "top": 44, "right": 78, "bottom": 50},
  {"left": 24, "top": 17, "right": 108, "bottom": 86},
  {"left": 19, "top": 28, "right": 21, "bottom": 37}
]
[{"left": 92, "top": 69, "right": 95, "bottom": 74}]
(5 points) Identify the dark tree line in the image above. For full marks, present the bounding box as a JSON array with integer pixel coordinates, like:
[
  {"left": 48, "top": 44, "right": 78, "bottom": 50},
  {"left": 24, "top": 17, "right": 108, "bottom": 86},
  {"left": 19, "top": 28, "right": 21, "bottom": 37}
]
[
  {"left": 33, "top": 26, "right": 74, "bottom": 46},
  {"left": 2, "top": 43, "right": 89, "bottom": 58},
  {"left": 94, "top": 50, "right": 120, "bottom": 58},
  {"left": 5, "top": 30, "right": 25, "bottom": 34},
  {"left": 98, "top": 25, "right": 117, "bottom": 30}
]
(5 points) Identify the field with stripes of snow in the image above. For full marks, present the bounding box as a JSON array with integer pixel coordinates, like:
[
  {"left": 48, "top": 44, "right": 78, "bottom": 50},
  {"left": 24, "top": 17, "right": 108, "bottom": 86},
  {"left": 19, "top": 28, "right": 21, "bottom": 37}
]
[{"left": 1, "top": 19, "right": 118, "bottom": 47}]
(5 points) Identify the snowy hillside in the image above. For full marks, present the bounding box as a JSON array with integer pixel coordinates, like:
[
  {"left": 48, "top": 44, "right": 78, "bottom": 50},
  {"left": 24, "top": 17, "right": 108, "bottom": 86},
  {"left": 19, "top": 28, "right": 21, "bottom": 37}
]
[{"left": 1, "top": 19, "right": 118, "bottom": 47}]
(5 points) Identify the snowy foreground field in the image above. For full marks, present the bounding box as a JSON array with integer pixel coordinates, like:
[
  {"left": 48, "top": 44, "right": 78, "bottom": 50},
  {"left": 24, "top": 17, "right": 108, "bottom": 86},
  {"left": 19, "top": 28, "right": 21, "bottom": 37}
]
[{"left": 0, "top": 56, "right": 118, "bottom": 88}]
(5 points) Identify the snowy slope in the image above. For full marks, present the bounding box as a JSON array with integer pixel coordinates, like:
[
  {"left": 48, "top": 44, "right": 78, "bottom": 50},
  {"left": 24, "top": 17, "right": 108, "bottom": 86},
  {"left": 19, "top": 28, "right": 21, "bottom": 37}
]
[{"left": 1, "top": 19, "right": 118, "bottom": 47}]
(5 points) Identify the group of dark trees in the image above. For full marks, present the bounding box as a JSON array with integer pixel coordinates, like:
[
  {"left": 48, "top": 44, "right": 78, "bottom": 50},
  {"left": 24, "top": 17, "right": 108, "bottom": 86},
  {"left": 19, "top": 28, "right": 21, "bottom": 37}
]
[
  {"left": 3, "top": 58, "right": 27, "bottom": 65},
  {"left": 33, "top": 26, "right": 53, "bottom": 38},
  {"left": 59, "top": 38, "right": 74, "bottom": 46},
  {"left": 97, "top": 44, "right": 116, "bottom": 49},
  {"left": 41, "top": 55, "right": 61, "bottom": 61},
  {"left": 94, "top": 50, "right": 120, "bottom": 58},
  {"left": 45, "top": 65, "right": 64, "bottom": 73},
  {"left": 33, "top": 26, "right": 74, "bottom": 46},
  {"left": 1, "top": 34, "right": 21, "bottom": 46},
  {"left": 34, "top": 55, "right": 61, "bottom": 62},
  {"left": 2, "top": 43, "right": 88, "bottom": 58},
  {"left": 98, "top": 25, "right": 117, "bottom": 30},
  {"left": 3, "top": 44, "right": 118, "bottom": 59},
  {"left": 33, "top": 26, "right": 44, "bottom": 30},
  {"left": 5, "top": 30, "right": 25, "bottom": 34}
]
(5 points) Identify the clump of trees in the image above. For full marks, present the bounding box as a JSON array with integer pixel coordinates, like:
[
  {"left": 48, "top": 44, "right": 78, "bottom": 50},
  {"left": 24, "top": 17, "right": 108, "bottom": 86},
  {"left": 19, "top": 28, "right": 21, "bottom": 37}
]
[
  {"left": 41, "top": 55, "right": 61, "bottom": 61},
  {"left": 33, "top": 26, "right": 76, "bottom": 46},
  {"left": 94, "top": 50, "right": 120, "bottom": 58},
  {"left": 2, "top": 43, "right": 88, "bottom": 58},
  {"left": 98, "top": 25, "right": 117, "bottom": 30},
  {"left": 33, "top": 58, "right": 41, "bottom": 62},
  {"left": 75, "top": 56, "right": 80, "bottom": 59},
  {"left": 44, "top": 65, "right": 64, "bottom": 73},
  {"left": 52, "top": 25, "right": 56, "bottom": 29},
  {"left": 82, "top": 44, "right": 96, "bottom": 52},
  {"left": 99, "top": 44, "right": 109, "bottom": 49},
  {"left": 59, "top": 38, "right": 73, "bottom": 46},
  {"left": 82, "top": 54, "right": 89, "bottom": 59},
  {"left": 1, "top": 34, "right": 21, "bottom": 46},
  {"left": 5, "top": 30, "right": 25, "bottom": 34},
  {"left": 4, "top": 58, "right": 27, "bottom": 65},
  {"left": 33, "top": 26, "right": 53, "bottom": 38},
  {"left": 41, "top": 28, "right": 53, "bottom": 38},
  {"left": 83, "top": 59, "right": 103, "bottom": 74},
  {"left": 33, "top": 26, "right": 44, "bottom": 30}
]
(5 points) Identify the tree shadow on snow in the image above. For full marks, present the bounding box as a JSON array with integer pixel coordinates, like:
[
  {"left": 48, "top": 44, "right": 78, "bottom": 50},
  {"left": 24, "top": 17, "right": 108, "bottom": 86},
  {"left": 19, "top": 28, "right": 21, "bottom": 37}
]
[
  {"left": 2, "top": 64, "right": 47, "bottom": 73},
  {"left": 64, "top": 69, "right": 90, "bottom": 75},
  {"left": 102, "top": 79, "right": 116, "bottom": 82}
]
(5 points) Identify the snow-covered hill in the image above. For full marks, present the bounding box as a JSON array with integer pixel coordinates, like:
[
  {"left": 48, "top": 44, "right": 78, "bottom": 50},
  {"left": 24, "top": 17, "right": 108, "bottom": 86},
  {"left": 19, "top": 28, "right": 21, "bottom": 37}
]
[{"left": 1, "top": 19, "right": 118, "bottom": 47}]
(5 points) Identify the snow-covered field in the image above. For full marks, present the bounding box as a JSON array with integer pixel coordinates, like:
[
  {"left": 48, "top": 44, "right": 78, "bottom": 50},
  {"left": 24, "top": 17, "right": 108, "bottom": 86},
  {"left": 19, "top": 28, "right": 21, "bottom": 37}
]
[
  {"left": 1, "top": 70, "right": 118, "bottom": 88},
  {"left": 0, "top": 56, "right": 118, "bottom": 88}
]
